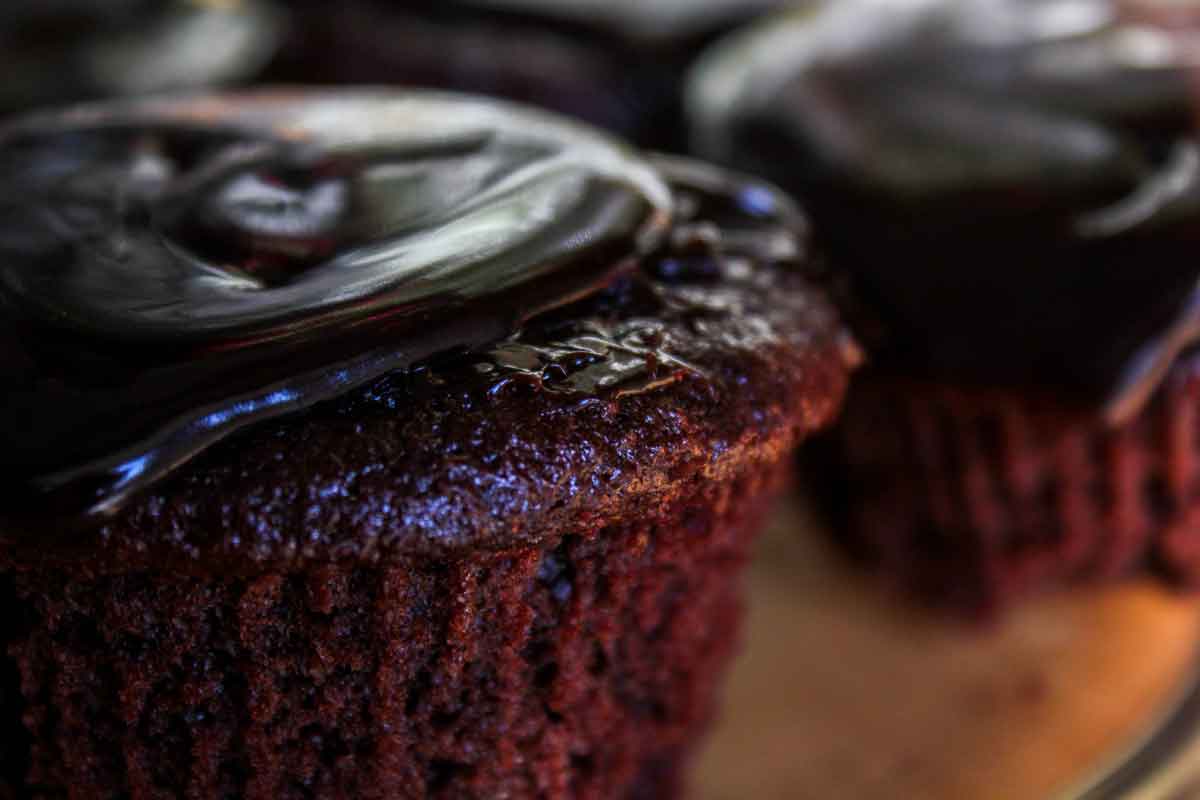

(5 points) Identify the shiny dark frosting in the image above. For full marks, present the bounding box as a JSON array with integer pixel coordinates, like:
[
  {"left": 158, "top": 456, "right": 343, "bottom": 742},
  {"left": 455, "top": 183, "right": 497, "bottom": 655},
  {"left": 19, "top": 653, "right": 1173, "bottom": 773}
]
[
  {"left": 0, "top": 89, "right": 674, "bottom": 523},
  {"left": 0, "top": 0, "right": 284, "bottom": 114},
  {"left": 689, "top": 0, "right": 1200, "bottom": 423}
]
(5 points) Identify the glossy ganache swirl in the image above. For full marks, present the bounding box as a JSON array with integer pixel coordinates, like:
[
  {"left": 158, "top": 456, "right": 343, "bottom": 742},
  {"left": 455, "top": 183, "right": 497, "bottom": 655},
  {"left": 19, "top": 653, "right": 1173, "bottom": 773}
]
[
  {"left": 0, "top": 90, "right": 672, "bottom": 522},
  {"left": 690, "top": 0, "right": 1200, "bottom": 423}
]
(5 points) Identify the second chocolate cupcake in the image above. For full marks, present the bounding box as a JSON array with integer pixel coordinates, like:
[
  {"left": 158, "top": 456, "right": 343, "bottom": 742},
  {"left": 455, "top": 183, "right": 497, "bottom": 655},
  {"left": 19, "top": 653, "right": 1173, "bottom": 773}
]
[{"left": 690, "top": 0, "right": 1200, "bottom": 613}]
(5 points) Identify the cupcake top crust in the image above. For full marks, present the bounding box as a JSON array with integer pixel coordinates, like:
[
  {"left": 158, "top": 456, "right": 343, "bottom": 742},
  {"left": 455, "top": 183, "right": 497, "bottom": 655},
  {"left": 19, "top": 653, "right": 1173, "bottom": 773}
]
[
  {"left": 689, "top": 0, "right": 1200, "bottom": 423},
  {"left": 0, "top": 89, "right": 853, "bottom": 568}
]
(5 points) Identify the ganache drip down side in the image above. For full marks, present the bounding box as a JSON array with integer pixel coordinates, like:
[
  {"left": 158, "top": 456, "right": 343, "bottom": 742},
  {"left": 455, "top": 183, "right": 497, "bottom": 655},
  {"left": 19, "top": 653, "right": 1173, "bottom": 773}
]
[
  {"left": 0, "top": 90, "right": 674, "bottom": 522},
  {"left": 688, "top": 0, "right": 1200, "bottom": 424}
]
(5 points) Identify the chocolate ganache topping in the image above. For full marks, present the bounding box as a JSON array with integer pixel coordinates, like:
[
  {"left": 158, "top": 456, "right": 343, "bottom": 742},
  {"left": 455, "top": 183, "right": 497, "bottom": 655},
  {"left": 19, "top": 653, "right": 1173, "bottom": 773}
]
[
  {"left": 689, "top": 0, "right": 1200, "bottom": 424},
  {"left": 0, "top": 89, "right": 672, "bottom": 522}
]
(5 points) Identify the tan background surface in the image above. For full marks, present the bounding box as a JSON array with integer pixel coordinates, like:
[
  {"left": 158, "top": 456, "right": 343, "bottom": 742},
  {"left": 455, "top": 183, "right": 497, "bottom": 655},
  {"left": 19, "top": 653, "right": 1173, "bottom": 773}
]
[{"left": 694, "top": 491, "right": 1200, "bottom": 800}]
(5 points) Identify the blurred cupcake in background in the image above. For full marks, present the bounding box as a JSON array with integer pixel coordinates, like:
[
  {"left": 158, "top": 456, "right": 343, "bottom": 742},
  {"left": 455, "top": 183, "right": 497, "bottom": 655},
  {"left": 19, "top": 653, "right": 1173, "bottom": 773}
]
[
  {"left": 0, "top": 0, "right": 286, "bottom": 116},
  {"left": 689, "top": 0, "right": 1200, "bottom": 614},
  {"left": 264, "top": 0, "right": 788, "bottom": 150}
]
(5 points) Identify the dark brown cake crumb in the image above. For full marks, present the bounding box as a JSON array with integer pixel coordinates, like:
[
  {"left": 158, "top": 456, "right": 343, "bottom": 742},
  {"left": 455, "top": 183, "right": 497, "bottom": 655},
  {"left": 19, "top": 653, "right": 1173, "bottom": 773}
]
[{"left": 7, "top": 465, "right": 784, "bottom": 799}]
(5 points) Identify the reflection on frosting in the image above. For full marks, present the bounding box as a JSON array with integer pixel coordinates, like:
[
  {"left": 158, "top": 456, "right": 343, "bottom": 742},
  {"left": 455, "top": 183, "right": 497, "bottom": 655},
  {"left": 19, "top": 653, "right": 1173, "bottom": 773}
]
[
  {"left": 0, "top": 90, "right": 671, "bottom": 518},
  {"left": 688, "top": 0, "right": 1200, "bottom": 423}
]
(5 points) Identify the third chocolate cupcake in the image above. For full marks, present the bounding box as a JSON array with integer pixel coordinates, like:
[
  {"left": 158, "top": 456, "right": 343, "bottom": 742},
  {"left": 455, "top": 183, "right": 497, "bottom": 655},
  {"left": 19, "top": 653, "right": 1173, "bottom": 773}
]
[
  {"left": 689, "top": 0, "right": 1200, "bottom": 613},
  {"left": 265, "top": 0, "right": 788, "bottom": 151}
]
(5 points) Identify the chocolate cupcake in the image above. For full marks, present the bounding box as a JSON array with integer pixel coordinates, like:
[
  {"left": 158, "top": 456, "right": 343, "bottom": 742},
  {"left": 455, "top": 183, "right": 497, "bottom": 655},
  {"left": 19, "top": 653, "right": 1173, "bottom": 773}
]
[
  {"left": 690, "top": 0, "right": 1200, "bottom": 612},
  {"left": 0, "top": 0, "right": 285, "bottom": 116},
  {"left": 264, "top": 0, "right": 786, "bottom": 150},
  {"left": 0, "top": 90, "right": 853, "bottom": 797}
]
